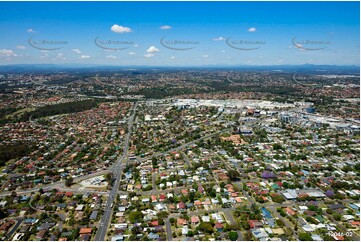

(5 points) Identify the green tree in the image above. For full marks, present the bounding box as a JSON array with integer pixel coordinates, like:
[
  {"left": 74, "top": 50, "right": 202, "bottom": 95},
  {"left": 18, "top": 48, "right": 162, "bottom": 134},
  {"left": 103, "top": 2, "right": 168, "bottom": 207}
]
[
  {"left": 228, "top": 231, "right": 238, "bottom": 241},
  {"left": 65, "top": 177, "right": 74, "bottom": 187},
  {"left": 157, "top": 211, "right": 169, "bottom": 220},
  {"left": 198, "top": 222, "right": 214, "bottom": 234},
  {"left": 187, "top": 230, "right": 194, "bottom": 237},
  {"left": 0, "top": 209, "right": 8, "bottom": 219},
  {"left": 227, "top": 170, "right": 241, "bottom": 181},
  {"left": 129, "top": 211, "right": 143, "bottom": 223},
  {"left": 276, "top": 219, "right": 284, "bottom": 227},
  {"left": 299, "top": 233, "right": 312, "bottom": 241}
]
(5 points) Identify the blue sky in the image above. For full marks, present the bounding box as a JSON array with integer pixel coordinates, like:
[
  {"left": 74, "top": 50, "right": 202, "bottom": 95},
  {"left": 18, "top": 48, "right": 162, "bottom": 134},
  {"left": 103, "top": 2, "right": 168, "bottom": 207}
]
[{"left": 0, "top": 1, "right": 359, "bottom": 66}]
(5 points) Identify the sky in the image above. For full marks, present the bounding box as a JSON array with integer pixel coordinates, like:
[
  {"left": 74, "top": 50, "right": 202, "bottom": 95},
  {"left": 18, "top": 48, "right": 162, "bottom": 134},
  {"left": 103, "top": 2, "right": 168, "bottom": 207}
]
[{"left": 0, "top": 1, "right": 359, "bottom": 66}]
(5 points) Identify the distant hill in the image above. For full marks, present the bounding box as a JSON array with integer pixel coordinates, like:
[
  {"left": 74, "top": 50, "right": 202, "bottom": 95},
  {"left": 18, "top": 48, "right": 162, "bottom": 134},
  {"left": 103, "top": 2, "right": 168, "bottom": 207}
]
[{"left": 0, "top": 64, "right": 359, "bottom": 74}]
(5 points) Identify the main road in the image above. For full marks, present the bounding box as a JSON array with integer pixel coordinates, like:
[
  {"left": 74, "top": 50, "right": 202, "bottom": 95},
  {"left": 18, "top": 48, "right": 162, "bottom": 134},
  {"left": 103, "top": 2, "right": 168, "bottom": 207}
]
[{"left": 94, "top": 102, "right": 137, "bottom": 241}]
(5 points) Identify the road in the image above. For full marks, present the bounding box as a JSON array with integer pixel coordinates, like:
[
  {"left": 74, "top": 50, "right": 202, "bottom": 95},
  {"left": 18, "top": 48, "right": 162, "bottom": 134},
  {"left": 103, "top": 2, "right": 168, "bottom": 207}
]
[
  {"left": 94, "top": 103, "right": 137, "bottom": 241},
  {"left": 152, "top": 172, "right": 157, "bottom": 191},
  {"left": 165, "top": 218, "right": 173, "bottom": 241},
  {"left": 180, "top": 151, "right": 191, "bottom": 167},
  {"left": 233, "top": 182, "right": 255, "bottom": 208},
  {"left": 222, "top": 209, "right": 244, "bottom": 240},
  {"left": 267, "top": 206, "right": 299, "bottom": 240}
]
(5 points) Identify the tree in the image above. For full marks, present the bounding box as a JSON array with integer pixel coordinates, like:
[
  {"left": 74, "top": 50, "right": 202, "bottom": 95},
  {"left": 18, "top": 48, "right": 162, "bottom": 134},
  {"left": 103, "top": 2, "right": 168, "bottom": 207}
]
[
  {"left": 299, "top": 233, "right": 312, "bottom": 241},
  {"left": 0, "top": 209, "right": 8, "bottom": 219},
  {"left": 65, "top": 177, "right": 74, "bottom": 187},
  {"left": 142, "top": 185, "right": 153, "bottom": 191},
  {"left": 228, "top": 231, "right": 238, "bottom": 241},
  {"left": 272, "top": 143, "right": 283, "bottom": 150},
  {"left": 105, "top": 173, "right": 113, "bottom": 183},
  {"left": 198, "top": 222, "right": 214, "bottom": 234},
  {"left": 333, "top": 213, "right": 341, "bottom": 221},
  {"left": 271, "top": 194, "right": 285, "bottom": 204},
  {"left": 152, "top": 157, "right": 157, "bottom": 168},
  {"left": 157, "top": 211, "right": 169, "bottom": 220},
  {"left": 228, "top": 170, "right": 241, "bottom": 181},
  {"left": 189, "top": 192, "right": 195, "bottom": 203},
  {"left": 276, "top": 219, "right": 284, "bottom": 227},
  {"left": 131, "top": 226, "right": 141, "bottom": 235},
  {"left": 129, "top": 192, "right": 137, "bottom": 198},
  {"left": 129, "top": 211, "right": 143, "bottom": 223}
]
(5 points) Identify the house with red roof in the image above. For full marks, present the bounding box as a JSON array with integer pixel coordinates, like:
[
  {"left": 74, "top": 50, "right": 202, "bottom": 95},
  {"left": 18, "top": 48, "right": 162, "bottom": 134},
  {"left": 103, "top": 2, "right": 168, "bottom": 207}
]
[
  {"left": 177, "top": 201, "right": 186, "bottom": 210},
  {"left": 149, "top": 220, "right": 159, "bottom": 227},
  {"left": 79, "top": 228, "right": 92, "bottom": 235},
  {"left": 194, "top": 200, "right": 202, "bottom": 207},
  {"left": 191, "top": 216, "right": 199, "bottom": 225},
  {"left": 284, "top": 207, "right": 296, "bottom": 216},
  {"left": 350, "top": 221, "right": 360, "bottom": 227},
  {"left": 177, "top": 218, "right": 187, "bottom": 226},
  {"left": 249, "top": 220, "right": 263, "bottom": 229},
  {"left": 181, "top": 189, "right": 189, "bottom": 195},
  {"left": 65, "top": 191, "right": 73, "bottom": 197},
  {"left": 215, "top": 222, "right": 224, "bottom": 232},
  {"left": 203, "top": 200, "right": 211, "bottom": 206},
  {"left": 151, "top": 195, "right": 157, "bottom": 203},
  {"left": 159, "top": 194, "right": 166, "bottom": 202}
]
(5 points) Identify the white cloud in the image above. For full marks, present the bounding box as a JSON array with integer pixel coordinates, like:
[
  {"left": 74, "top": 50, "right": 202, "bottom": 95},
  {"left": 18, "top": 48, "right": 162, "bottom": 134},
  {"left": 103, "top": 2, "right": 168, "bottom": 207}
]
[
  {"left": 144, "top": 53, "right": 154, "bottom": 58},
  {"left": 0, "top": 49, "right": 17, "bottom": 57},
  {"left": 170, "top": 56, "right": 175, "bottom": 59},
  {"left": 213, "top": 37, "right": 225, "bottom": 41},
  {"left": 72, "top": 49, "right": 81, "bottom": 54},
  {"left": 111, "top": 24, "right": 132, "bottom": 33},
  {"left": 79, "top": 55, "right": 90, "bottom": 59},
  {"left": 146, "top": 46, "right": 159, "bottom": 53},
  {"left": 41, "top": 50, "right": 49, "bottom": 53},
  {"left": 134, "top": 44, "right": 139, "bottom": 47},
  {"left": 56, "top": 53, "right": 66, "bottom": 60},
  {"left": 16, "top": 46, "right": 26, "bottom": 50},
  {"left": 160, "top": 25, "right": 172, "bottom": 30},
  {"left": 27, "top": 28, "right": 36, "bottom": 33},
  {"left": 202, "top": 54, "right": 209, "bottom": 58},
  {"left": 248, "top": 27, "right": 256, "bottom": 32},
  {"left": 128, "top": 52, "right": 136, "bottom": 55},
  {"left": 106, "top": 55, "right": 117, "bottom": 59}
]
